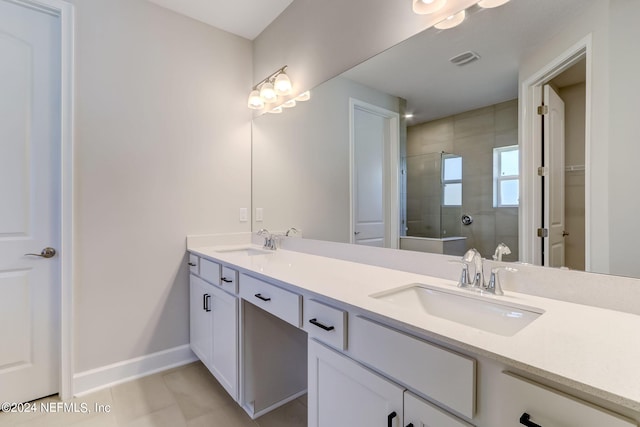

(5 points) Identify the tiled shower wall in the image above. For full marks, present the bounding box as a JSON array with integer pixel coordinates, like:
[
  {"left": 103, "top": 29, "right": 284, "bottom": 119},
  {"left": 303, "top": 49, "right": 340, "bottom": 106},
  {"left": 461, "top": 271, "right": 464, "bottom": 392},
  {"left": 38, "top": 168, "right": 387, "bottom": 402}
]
[{"left": 406, "top": 99, "right": 519, "bottom": 261}]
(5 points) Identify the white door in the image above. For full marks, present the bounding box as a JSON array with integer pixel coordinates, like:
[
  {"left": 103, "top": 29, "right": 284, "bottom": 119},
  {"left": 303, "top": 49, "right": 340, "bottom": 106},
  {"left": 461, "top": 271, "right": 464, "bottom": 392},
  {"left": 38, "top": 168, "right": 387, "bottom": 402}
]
[
  {"left": 543, "top": 85, "right": 566, "bottom": 267},
  {"left": 308, "top": 339, "right": 404, "bottom": 427},
  {"left": 0, "top": 0, "right": 61, "bottom": 403},
  {"left": 351, "top": 101, "right": 400, "bottom": 248}
]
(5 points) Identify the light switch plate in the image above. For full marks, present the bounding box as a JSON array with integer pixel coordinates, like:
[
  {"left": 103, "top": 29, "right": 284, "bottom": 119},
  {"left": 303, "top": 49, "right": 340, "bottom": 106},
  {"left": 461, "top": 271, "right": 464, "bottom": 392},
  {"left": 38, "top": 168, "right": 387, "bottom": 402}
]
[
  {"left": 255, "top": 208, "right": 264, "bottom": 222},
  {"left": 239, "top": 208, "right": 248, "bottom": 222}
]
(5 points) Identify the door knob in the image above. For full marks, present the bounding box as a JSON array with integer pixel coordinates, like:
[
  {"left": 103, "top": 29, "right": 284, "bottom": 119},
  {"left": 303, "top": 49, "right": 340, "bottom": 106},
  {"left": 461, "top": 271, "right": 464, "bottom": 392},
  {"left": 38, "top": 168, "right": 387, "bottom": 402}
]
[
  {"left": 562, "top": 231, "right": 570, "bottom": 237},
  {"left": 25, "top": 247, "right": 56, "bottom": 258}
]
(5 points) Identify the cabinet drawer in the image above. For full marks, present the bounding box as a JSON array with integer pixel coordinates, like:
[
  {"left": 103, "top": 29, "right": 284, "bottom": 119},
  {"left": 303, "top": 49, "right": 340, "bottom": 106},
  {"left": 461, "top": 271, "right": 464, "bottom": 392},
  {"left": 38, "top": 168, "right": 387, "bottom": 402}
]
[
  {"left": 200, "top": 258, "right": 221, "bottom": 285},
  {"left": 349, "top": 316, "right": 476, "bottom": 419},
  {"left": 239, "top": 274, "right": 301, "bottom": 327},
  {"left": 220, "top": 266, "right": 239, "bottom": 294},
  {"left": 304, "top": 299, "right": 347, "bottom": 351},
  {"left": 496, "top": 372, "right": 635, "bottom": 427},
  {"left": 188, "top": 254, "right": 199, "bottom": 275}
]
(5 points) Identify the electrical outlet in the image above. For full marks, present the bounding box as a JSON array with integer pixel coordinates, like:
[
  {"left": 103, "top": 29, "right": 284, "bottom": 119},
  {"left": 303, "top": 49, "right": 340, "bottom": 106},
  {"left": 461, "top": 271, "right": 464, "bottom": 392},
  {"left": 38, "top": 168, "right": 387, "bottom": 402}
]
[
  {"left": 239, "top": 208, "right": 248, "bottom": 222},
  {"left": 255, "top": 208, "right": 264, "bottom": 222}
]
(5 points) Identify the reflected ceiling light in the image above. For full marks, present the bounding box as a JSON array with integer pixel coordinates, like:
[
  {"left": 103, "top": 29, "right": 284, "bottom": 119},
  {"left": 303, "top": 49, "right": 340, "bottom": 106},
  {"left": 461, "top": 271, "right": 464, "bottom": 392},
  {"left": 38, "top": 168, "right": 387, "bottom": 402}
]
[
  {"left": 477, "top": 0, "right": 510, "bottom": 8},
  {"left": 295, "top": 91, "right": 311, "bottom": 101},
  {"left": 405, "top": 113, "right": 414, "bottom": 119},
  {"left": 434, "top": 10, "right": 466, "bottom": 29},
  {"left": 282, "top": 99, "right": 297, "bottom": 108},
  {"left": 267, "top": 106, "right": 283, "bottom": 114},
  {"left": 412, "top": 0, "right": 446, "bottom": 15}
]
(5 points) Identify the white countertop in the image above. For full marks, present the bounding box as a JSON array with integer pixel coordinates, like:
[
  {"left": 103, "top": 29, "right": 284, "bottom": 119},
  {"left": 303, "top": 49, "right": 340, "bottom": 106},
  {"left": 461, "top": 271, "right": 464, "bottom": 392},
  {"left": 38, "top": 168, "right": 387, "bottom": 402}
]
[{"left": 189, "top": 244, "right": 640, "bottom": 412}]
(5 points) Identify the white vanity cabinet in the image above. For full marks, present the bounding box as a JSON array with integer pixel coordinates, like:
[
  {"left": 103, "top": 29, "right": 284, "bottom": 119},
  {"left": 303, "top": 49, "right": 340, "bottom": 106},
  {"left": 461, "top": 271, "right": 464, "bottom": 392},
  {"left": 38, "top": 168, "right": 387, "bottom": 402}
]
[
  {"left": 189, "top": 272, "right": 239, "bottom": 401},
  {"left": 488, "top": 372, "right": 636, "bottom": 427},
  {"left": 404, "top": 391, "right": 473, "bottom": 427},
  {"left": 308, "top": 339, "right": 404, "bottom": 427}
]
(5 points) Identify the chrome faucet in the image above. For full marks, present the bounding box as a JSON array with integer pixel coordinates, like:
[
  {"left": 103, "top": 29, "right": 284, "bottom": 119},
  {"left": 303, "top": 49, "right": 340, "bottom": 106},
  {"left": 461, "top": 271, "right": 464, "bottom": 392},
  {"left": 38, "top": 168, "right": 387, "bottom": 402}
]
[
  {"left": 492, "top": 243, "right": 511, "bottom": 262},
  {"left": 452, "top": 249, "right": 516, "bottom": 295},
  {"left": 285, "top": 227, "right": 299, "bottom": 237},
  {"left": 257, "top": 228, "right": 278, "bottom": 250},
  {"left": 451, "top": 249, "right": 483, "bottom": 289}
]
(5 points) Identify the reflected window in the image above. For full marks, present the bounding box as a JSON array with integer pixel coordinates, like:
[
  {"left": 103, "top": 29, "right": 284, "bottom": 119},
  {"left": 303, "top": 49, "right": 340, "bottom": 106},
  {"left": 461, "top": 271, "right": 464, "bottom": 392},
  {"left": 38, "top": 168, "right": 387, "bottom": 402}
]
[
  {"left": 442, "top": 155, "right": 462, "bottom": 206},
  {"left": 494, "top": 145, "right": 519, "bottom": 207}
]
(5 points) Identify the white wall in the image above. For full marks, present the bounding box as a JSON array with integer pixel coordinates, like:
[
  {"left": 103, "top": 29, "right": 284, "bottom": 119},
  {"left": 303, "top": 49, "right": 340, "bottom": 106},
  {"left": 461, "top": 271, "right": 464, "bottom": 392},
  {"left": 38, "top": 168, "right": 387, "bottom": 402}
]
[
  {"left": 252, "top": 77, "right": 400, "bottom": 242},
  {"left": 608, "top": 0, "right": 640, "bottom": 277},
  {"left": 70, "top": 0, "right": 252, "bottom": 373},
  {"left": 517, "top": 0, "right": 610, "bottom": 274},
  {"left": 253, "top": 0, "right": 479, "bottom": 97}
]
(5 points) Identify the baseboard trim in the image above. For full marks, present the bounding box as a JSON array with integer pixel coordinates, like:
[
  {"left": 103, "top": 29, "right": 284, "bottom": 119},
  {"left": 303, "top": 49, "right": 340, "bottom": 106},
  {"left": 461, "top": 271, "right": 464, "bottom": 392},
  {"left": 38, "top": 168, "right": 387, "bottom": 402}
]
[{"left": 73, "top": 344, "right": 198, "bottom": 396}]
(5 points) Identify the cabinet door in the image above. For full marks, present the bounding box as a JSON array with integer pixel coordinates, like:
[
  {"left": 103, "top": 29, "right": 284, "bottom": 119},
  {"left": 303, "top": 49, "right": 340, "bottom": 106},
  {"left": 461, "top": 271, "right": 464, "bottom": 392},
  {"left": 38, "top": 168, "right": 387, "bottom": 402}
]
[
  {"left": 308, "top": 339, "right": 404, "bottom": 427},
  {"left": 404, "top": 391, "right": 473, "bottom": 427},
  {"left": 209, "top": 285, "right": 239, "bottom": 401},
  {"left": 190, "top": 274, "right": 212, "bottom": 367}
]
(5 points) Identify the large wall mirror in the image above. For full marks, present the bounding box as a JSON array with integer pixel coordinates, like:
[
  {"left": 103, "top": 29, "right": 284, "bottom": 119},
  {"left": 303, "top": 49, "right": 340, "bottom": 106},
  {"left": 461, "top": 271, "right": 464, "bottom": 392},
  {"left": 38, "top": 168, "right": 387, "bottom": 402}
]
[{"left": 252, "top": 0, "right": 640, "bottom": 279}]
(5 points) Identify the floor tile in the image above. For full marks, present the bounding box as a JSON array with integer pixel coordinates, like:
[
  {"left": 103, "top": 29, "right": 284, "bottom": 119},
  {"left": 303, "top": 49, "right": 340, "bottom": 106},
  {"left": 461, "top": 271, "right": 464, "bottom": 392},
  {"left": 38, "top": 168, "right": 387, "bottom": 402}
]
[
  {"left": 163, "top": 362, "right": 235, "bottom": 421},
  {"left": 120, "top": 405, "right": 186, "bottom": 427},
  {"left": 110, "top": 373, "right": 177, "bottom": 424},
  {"left": 255, "top": 399, "right": 306, "bottom": 427},
  {"left": 186, "top": 403, "right": 258, "bottom": 427}
]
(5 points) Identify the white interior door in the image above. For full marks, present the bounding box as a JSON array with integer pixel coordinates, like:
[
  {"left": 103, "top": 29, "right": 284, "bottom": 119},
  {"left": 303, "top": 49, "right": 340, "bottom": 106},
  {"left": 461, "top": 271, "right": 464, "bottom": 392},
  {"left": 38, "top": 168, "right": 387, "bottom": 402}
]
[
  {"left": 353, "top": 106, "right": 385, "bottom": 247},
  {"left": 543, "top": 85, "right": 566, "bottom": 267},
  {"left": 0, "top": 0, "right": 61, "bottom": 403},
  {"left": 351, "top": 100, "right": 399, "bottom": 248}
]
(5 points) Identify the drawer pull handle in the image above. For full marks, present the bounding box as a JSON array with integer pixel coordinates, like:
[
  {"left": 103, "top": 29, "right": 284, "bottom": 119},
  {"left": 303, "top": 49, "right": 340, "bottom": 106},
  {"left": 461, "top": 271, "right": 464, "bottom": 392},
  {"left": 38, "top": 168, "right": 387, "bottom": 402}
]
[
  {"left": 188, "top": 262, "right": 196, "bottom": 267},
  {"left": 520, "top": 413, "right": 542, "bottom": 427},
  {"left": 254, "top": 293, "right": 271, "bottom": 302},
  {"left": 388, "top": 411, "right": 397, "bottom": 427},
  {"left": 221, "top": 277, "right": 233, "bottom": 283},
  {"left": 309, "top": 318, "right": 335, "bottom": 331},
  {"left": 203, "top": 294, "right": 211, "bottom": 312}
]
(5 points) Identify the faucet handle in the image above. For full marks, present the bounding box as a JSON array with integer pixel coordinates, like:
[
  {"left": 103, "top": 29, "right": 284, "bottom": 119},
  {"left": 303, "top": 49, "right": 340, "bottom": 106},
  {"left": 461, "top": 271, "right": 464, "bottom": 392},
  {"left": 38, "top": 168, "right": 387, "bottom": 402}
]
[
  {"left": 448, "top": 260, "right": 472, "bottom": 288},
  {"left": 486, "top": 266, "right": 518, "bottom": 296}
]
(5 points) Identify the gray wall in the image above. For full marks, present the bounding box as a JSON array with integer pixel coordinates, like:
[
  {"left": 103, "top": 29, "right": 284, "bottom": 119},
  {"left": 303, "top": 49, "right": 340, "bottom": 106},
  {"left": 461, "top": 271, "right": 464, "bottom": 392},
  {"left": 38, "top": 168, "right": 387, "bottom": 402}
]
[
  {"left": 407, "top": 100, "right": 519, "bottom": 261},
  {"left": 70, "top": 0, "right": 252, "bottom": 372}
]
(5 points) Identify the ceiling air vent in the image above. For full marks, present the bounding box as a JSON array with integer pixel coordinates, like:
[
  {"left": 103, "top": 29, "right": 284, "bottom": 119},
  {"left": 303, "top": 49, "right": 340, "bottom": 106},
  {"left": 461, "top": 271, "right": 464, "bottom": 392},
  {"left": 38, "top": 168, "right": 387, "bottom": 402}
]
[{"left": 449, "top": 51, "right": 480, "bottom": 66}]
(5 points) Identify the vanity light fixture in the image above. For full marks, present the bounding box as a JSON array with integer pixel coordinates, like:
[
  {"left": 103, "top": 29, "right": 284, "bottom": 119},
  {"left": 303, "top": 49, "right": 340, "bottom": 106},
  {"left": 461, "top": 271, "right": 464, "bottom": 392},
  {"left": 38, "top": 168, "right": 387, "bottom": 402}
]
[
  {"left": 267, "top": 105, "right": 283, "bottom": 114},
  {"left": 282, "top": 99, "right": 297, "bottom": 108},
  {"left": 412, "top": 0, "right": 446, "bottom": 15},
  {"left": 434, "top": 10, "right": 466, "bottom": 29},
  {"left": 247, "top": 65, "right": 292, "bottom": 110},
  {"left": 477, "top": 0, "right": 510, "bottom": 8}
]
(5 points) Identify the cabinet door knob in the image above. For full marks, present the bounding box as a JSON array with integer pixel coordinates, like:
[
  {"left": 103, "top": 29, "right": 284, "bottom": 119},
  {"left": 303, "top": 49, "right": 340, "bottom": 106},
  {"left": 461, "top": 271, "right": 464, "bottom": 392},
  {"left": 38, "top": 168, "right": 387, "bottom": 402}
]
[
  {"left": 309, "top": 318, "right": 335, "bottom": 331},
  {"left": 254, "top": 293, "right": 271, "bottom": 302},
  {"left": 388, "top": 411, "right": 397, "bottom": 427},
  {"left": 188, "top": 262, "right": 196, "bottom": 267},
  {"left": 520, "top": 413, "right": 542, "bottom": 427},
  {"left": 221, "top": 277, "right": 233, "bottom": 283}
]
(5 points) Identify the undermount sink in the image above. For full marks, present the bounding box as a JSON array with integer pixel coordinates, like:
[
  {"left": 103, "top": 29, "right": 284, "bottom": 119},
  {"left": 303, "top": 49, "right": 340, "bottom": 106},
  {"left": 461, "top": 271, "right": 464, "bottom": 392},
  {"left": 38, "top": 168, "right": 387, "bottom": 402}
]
[
  {"left": 371, "top": 284, "right": 544, "bottom": 336},
  {"left": 215, "top": 247, "right": 273, "bottom": 256}
]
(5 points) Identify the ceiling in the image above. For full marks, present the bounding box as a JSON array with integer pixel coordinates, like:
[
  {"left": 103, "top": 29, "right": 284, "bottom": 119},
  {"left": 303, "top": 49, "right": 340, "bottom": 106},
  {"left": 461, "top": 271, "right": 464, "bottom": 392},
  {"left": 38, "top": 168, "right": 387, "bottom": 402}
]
[
  {"left": 146, "top": 0, "right": 294, "bottom": 40},
  {"left": 342, "top": 0, "right": 594, "bottom": 124}
]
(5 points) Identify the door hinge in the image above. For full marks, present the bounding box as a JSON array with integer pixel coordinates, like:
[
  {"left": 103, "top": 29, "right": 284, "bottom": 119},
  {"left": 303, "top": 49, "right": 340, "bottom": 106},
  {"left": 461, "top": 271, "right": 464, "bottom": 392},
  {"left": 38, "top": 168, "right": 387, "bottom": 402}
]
[
  {"left": 537, "top": 228, "right": 549, "bottom": 238},
  {"left": 537, "top": 166, "right": 548, "bottom": 176},
  {"left": 537, "top": 105, "right": 549, "bottom": 115}
]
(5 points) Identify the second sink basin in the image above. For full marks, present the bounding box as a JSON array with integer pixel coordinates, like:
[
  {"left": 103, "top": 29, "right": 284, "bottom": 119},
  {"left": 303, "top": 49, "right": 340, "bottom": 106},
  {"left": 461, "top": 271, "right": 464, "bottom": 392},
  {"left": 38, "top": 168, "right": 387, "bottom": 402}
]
[{"left": 372, "top": 284, "right": 543, "bottom": 336}]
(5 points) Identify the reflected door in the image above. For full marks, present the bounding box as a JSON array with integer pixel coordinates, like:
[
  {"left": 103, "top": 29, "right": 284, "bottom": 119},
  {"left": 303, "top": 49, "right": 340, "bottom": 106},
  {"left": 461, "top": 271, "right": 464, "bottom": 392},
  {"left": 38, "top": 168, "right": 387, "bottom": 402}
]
[
  {"left": 0, "top": 0, "right": 61, "bottom": 403},
  {"left": 352, "top": 106, "right": 385, "bottom": 247},
  {"left": 543, "top": 85, "right": 566, "bottom": 267}
]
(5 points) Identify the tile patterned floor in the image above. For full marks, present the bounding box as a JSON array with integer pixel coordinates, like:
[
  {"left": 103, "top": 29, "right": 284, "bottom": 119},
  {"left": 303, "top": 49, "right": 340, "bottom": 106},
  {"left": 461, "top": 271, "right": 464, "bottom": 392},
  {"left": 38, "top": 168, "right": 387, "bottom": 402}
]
[{"left": 0, "top": 362, "right": 307, "bottom": 427}]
